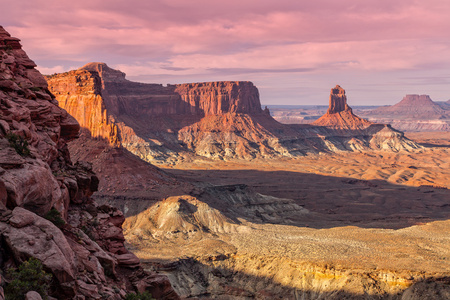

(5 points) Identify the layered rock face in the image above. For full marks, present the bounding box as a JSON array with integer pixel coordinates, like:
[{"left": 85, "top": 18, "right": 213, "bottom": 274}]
[
  {"left": 0, "top": 27, "right": 178, "bottom": 299},
  {"left": 173, "top": 81, "right": 262, "bottom": 115},
  {"left": 47, "top": 66, "right": 419, "bottom": 164},
  {"left": 47, "top": 63, "right": 266, "bottom": 162},
  {"left": 313, "top": 85, "right": 372, "bottom": 130},
  {"left": 327, "top": 85, "right": 349, "bottom": 113},
  {"left": 57, "top": 62, "right": 262, "bottom": 117},
  {"left": 360, "top": 94, "right": 450, "bottom": 131}
]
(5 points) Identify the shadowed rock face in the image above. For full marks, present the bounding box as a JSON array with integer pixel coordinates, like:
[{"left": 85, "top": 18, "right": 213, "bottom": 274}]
[{"left": 0, "top": 26, "right": 179, "bottom": 300}]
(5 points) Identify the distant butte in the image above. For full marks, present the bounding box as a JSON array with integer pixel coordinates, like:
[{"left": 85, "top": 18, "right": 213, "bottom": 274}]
[
  {"left": 312, "top": 85, "right": 372, "bottom": 130},
  {"left": 368, "top": 94, "right": 447, "bottom": 118}
]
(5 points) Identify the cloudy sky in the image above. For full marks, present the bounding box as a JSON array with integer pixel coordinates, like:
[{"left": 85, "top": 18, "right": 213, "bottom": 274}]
[{"left": 3, "top": 0, "right": 450, "bottom": 105}]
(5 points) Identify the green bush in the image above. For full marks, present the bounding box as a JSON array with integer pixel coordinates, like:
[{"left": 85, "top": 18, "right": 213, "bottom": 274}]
[
  {"left": 44, "top": 208, "right": 65, "bottom": 228},
  {"left": 125, "top": 291, "right": 155, "bottom": 300},
  {"left": 5, "top": 257, "right": 52, "bottom": 300},
  {"left": 6, "top": 132, "right": 30, "bottom": 157}
]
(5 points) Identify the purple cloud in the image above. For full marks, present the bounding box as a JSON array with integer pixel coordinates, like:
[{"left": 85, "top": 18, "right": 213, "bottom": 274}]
[{"left": 2, "top": 0, "right": 450, "bottom": 104}]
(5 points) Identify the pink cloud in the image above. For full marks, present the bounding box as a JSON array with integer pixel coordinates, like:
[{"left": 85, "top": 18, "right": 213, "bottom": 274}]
[{"left": 3, "top": 0, "right": 450, "bottom": 104}]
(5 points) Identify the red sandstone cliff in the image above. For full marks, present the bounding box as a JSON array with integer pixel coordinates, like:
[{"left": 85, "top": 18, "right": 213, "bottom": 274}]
[
  {"left": 47, "top": 65, "right": 419, "bottom": 164},
  {"left": 0, "top": 27, "right": 178, "bottom": 299},
  {"left": 70, "top": 62, "right": 262, "bottom": 116},
  {"left": 46, "top": 69, "right": 119, "bottom": 145},
  {"left": 312, "top": 85, "right": 372, "bottom": 130},
  {"left": 173, "top": 81, "right": 262, "bottom": 115},
  {"left": 46, "top": 63, "right": 267, "bottom": 162}
]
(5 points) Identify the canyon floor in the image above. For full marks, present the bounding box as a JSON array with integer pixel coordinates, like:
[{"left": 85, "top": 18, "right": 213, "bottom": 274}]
[{"left": 113, "top": 133, "right": 450, "bottom": 299}]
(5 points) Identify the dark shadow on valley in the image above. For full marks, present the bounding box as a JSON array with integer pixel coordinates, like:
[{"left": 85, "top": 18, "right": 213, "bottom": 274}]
[
  {"left": 416, "top": 142, "right": 450, "bottom": 148},
  {"left": 69, "top": 117, "right": 448, "bottom": 231},
  {"left": 163, "top": 167, "right": 450, "bottom": 230}
]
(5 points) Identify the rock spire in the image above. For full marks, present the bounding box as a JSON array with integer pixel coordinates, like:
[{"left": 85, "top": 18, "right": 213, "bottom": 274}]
[
  {"left": 313, "top": 85, "right": 372, "bottom": 130},
  {"left": 328, "top": 85, "right": 351, "bottom": 114}
]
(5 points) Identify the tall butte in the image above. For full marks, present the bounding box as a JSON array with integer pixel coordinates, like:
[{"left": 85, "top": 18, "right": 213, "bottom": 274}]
[{"left": 313, "top": 85, "right": 372, "bottom": 130}]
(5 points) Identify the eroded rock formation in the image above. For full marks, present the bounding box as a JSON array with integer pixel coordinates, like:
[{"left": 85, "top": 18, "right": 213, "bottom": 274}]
[
  {"left": 327, "top": 85, "right": 349, "bottom": 114},
  {"left": 0, "top": 26, "right": 178, "bottom": 299},
  {"left": 47, "top": 66, "right": 420, "bottom": 164},
  {"left": 313, "top": 85, "right": 372, "bottom": 130}
]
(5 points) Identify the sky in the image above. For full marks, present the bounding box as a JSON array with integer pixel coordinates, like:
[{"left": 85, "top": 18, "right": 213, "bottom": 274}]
[{"left": 2, "top": 0, "right": 450, "bottom": 105}]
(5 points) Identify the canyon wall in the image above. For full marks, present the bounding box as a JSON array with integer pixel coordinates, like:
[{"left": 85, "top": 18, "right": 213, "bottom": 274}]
[
  {"left": 173, "top": 81, "right": 262, "bottom": 115},
  {"left": 47, "top": 65, "right": 419, "bottom": 164},
  {"left": 0, "top": 26, "right": 178, "bottom": 299}
]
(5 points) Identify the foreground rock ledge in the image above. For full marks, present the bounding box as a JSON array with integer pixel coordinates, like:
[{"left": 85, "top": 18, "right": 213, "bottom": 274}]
[{"left": 0, "top": 26, "right": 179, "bottom": 299}]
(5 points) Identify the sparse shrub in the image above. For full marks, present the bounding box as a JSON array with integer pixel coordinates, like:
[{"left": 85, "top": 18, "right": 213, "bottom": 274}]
[
  {"left": 6, "top": 132, "right": 30, "bottom": 157},
  {"left": 44, "top": 208, "right": 65, "bottom": 228},
  {"left": 81, "top": 225, "right": 96, "bottom": 241},
  {"left": 125, "top": 291, "right": 155, "bottom": 300},
  {"left": 4, "top": 257, "right": 52, "bottom": 300}
]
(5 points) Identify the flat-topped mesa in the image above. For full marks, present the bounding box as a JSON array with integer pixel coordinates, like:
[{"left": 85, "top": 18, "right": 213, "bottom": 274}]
[
  {"left": 313, "top": 85, "right": 372, "bottom": 130},
  {"left": 79, "top": 62, "right": 126, "bottom": 83},
  {"left": 373, "top": 94, "right": 445, "bottom": 116},
  {"left": 46, "top": 63, "right": 263, "bottom": 153},
  {"left": 328, "top": 85, "right": 351, "bottom": 114},
  {"left": 59, "top": 62, "right": 263, "bottom": 116},
  {"left": 400, "top": 94, "right": 434, "bottom": 105},
  {"left": 173, "top": 81, "right": 262, "bottom": 115},
  {"left": 45, "top": 70, "right": 118, "bottom": 145}
]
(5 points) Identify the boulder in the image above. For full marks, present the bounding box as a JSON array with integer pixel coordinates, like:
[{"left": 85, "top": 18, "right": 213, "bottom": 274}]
[
  {"left": 3, "top": 207, "right": 76, "bottom": 283},
  {"left": 25, "top": 291, "right": 42, "bottom": 300}
]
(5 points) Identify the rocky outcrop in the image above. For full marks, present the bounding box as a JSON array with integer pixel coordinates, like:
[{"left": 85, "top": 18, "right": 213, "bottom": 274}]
[
  {"left": 0, "top": 26, "right": 178, "bottom": 299},
  {"left": 312, "top": 85, "right": 372, "bottom": 130},
  {"left": 47, "top": 66, "right": 419, "bottom": 164},
  {"left": 46, "top": 63, "right": 265, "bottom": 162},
  {"left": 124, "top": 195, "right": 237, "bottom": 240}
]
